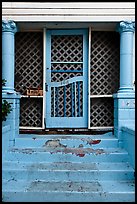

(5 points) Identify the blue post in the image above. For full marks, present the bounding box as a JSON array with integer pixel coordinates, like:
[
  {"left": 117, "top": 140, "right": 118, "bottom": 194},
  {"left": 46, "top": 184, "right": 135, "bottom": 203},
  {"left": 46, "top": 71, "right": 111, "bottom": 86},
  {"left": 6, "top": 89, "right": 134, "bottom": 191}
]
[
  {"left": 113, "top": 21, "right": 135, "bottom": 147},
  {"left": 2, "top": 20, "right": 17, "bottom": 92},
  {"left": 2, "top": 20, "right": 20, "bottom": 153},
  {"left": 116, "top": 21, "right": 135, "bottom": 93}
]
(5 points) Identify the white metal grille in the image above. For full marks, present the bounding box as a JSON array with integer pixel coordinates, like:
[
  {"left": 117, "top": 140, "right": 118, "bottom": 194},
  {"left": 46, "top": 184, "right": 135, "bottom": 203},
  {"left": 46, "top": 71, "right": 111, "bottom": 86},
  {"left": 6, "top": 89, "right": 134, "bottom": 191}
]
[{"left": 90, "top": 31, "right": 120, "bottom": 128}]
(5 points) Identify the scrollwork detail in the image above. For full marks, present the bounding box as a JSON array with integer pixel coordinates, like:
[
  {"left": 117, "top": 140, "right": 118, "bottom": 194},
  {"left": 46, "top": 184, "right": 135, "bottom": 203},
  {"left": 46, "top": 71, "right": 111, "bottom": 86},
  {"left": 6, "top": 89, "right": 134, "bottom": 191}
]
[
  {"left": 2, "top": 20, "right": 17, "bottom": 33},
  {"left": 117, "top": 21, "right": 135, "bottom": 33}
]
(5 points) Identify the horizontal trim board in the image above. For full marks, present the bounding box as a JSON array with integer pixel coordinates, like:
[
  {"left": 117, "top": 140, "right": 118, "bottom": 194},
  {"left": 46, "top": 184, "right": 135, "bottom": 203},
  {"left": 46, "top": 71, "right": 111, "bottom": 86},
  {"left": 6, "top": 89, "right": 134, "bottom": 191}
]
[
  {"left": 19, "top": 127, "right": 43, "bottom": 130},
  {"left": 89, "top": 127, "right": 114, "bottom": 130},
  {"left": 90, "top": 95, "right": 113, "bottom": 98},
  {"left": 2, "top": 8, "right": 135, "bottom": 15},
  {"left": 2, "top": 2, "right": 135, "bottom": 9},
  {"left": 2, "top": 16, "right": 135, "bottom": 22}
]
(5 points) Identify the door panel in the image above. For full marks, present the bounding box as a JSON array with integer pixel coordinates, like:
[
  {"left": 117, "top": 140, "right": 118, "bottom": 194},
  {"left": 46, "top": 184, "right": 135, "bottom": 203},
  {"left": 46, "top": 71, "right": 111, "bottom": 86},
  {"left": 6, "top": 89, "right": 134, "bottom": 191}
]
[{"left": 46, "top": 29, "right": 88, "bottom": 128}]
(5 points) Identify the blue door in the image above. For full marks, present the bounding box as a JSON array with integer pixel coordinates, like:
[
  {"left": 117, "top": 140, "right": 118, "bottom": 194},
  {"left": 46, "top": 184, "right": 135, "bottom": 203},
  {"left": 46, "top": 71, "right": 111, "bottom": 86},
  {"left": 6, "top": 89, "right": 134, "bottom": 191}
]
[{"left": 46, "top": 29, "right": 88, "bottom": 128}]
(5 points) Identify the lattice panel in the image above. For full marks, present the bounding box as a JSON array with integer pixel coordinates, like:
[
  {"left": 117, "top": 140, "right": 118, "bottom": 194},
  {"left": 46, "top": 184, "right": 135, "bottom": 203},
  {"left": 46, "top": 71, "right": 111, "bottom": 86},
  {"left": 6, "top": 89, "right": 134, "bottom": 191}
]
[
  {"left": 15, "top": 32, "right": 43, "bottom": 95},
  {"left": 51, "top": 35, "right": 83, "bottom": 62},
  {"left": 51, "top": 64, "right": 82, "bottom": 71},
  {"left": 90, "top": 31, "right": 120, "bottom": 95},
  {"left": 20, "top": 98, "right": 42, "bottom": 127},
  {"left": 90, "top": 98, "right": 113, "bottom": 127},
  {"left": 51, "top": 81, "right": 83, "bottom": 117}
]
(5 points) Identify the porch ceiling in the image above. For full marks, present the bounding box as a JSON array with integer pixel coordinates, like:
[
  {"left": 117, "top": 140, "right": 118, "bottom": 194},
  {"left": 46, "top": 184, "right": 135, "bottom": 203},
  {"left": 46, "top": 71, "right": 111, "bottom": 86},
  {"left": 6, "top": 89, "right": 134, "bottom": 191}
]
[{"left": 16, "top": 22, "right": 117, "bottom": 32}]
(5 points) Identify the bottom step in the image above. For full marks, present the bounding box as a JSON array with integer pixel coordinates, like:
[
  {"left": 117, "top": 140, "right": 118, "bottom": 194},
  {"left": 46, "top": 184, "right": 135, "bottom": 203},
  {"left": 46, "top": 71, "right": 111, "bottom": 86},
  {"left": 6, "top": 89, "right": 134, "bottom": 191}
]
[{"left": 3, "top": 180, "right": 135, "bottom": 202}]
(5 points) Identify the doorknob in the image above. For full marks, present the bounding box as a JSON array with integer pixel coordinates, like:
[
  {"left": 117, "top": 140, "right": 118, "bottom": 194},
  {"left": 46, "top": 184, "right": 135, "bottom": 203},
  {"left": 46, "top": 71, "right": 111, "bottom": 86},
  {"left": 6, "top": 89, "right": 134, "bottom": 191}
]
[{"left": 45, "top": 83, "right": 49, "bottom": 92}]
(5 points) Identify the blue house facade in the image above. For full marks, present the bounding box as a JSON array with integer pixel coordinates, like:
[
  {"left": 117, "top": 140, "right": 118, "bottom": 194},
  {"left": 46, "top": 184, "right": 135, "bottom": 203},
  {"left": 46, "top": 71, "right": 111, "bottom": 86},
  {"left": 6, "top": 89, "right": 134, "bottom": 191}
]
[{"left": 2, "top": 2, "right": 135, "bottom": 202}]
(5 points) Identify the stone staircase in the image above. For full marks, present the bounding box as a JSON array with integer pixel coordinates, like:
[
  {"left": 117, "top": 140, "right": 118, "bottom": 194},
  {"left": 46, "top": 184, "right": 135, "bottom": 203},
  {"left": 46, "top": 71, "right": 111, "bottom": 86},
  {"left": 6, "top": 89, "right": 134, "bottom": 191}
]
[{"left": 2, "top": 132, "right": 135, "bottom": 202}]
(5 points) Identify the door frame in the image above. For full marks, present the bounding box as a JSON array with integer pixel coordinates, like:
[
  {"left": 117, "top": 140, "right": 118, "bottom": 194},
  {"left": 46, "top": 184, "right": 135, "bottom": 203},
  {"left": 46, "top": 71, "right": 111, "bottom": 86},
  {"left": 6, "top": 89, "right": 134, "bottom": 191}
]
[{"left": 45, "top": 29, "right": 89, "bottom": 128}]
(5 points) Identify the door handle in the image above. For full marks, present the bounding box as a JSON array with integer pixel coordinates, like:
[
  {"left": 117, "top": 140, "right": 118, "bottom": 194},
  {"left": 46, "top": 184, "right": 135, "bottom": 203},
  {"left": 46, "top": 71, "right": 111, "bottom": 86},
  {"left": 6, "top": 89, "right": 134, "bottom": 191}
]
[{"left": 45, "top": 83, "right": 48, "bottom": 92}]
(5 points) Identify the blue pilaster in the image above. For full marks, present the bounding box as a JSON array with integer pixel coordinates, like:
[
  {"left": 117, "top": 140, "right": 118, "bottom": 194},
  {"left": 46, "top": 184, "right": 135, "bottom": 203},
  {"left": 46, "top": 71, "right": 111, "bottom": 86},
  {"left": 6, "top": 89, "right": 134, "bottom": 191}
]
[
  {"left": 2, "top": 20, "right": 20, "bottom": 152},
  {"left": 2, "top": 20, "right": 17, "bottom": 92},
  {"left": 113, "top": 21, "right": 135, "bottom": 147},
  {"left": 116, "top": 21, "right": 135, "bottom": 93}
]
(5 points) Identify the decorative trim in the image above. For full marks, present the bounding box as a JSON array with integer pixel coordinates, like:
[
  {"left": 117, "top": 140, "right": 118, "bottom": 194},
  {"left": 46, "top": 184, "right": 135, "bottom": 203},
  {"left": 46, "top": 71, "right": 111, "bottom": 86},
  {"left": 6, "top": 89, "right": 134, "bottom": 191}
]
[
  {"left": 2, "top": 20, "right": 17, "bottom": 33},
  {"left": 116, "top": 21, "right": 135, "bottom": 33}
]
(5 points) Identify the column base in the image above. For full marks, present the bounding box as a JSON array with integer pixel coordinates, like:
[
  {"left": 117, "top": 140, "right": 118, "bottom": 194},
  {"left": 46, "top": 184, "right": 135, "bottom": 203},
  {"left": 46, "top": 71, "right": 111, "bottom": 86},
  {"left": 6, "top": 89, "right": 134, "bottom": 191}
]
[
  {"left": 2, "top": 91, "right": 21, "bottom": 148},
  {"left": 117, "top": 88, "right": 134, "bottom": 93},
  {"left": 113, "top": 91, "right": 135, "bottom": 142}
]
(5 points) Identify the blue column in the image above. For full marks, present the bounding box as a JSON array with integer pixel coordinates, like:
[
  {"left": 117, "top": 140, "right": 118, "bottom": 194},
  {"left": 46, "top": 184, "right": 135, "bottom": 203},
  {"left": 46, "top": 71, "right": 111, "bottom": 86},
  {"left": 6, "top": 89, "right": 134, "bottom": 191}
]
[
  {"left": 2, "top": 20, "right": 20, "bottom": 153},
  {"left": 113, "top": 21, "right": 135, "bottom": 147},
  {"left": 2, "top": 20, "right": 17, "bottom": 93},
  {"left": 116, "top": 21, "right": 135, "bottom": 93}
]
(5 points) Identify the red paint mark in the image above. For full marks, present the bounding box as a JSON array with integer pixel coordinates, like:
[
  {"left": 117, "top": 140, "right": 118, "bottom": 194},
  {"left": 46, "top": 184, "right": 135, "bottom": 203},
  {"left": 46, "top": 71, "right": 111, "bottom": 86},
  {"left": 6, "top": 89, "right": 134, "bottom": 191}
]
[
  {"left": 89, "top": 140, "right": 101, "bottom": 145},
  {"left": 76, "top": 153, "right": 85, "bottom": 157},
  {"left": 50, "top": 152, "right": 54, "bottom": 154}
]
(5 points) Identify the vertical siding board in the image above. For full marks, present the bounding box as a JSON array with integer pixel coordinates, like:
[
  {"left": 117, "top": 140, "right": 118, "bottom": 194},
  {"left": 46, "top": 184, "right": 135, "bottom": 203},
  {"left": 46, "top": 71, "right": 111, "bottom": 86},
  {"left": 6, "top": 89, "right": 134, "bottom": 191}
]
[
  {"left": 42, "top": 28, "right": 46, "bottom": 129},
  {"left": 88, "top": 27, "right": 92, "bottom": 129}
]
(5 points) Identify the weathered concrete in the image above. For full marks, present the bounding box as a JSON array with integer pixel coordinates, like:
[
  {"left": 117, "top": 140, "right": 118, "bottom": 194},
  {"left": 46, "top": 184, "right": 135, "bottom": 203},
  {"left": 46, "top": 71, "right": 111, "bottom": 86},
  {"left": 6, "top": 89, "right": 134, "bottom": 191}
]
[
  {"left": 3, "top": 179, "right": 135, "bottom": 202},
  {"left": 2, "top": 132, "right": 135, "bottom": 202},
  {"left": 3, "top": 161, "right": 134, "bottom": 181}
]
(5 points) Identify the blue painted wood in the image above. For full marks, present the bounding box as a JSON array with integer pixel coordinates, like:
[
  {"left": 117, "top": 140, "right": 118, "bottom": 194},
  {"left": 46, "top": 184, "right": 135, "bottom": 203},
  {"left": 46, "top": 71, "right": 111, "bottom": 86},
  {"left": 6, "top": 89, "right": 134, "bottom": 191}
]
[
  {"left": 71, "top": 83, "right": 74, "bottom": 117},
  {"left": 46, "top": 29, "right": 88, "bottom": 128},
  {"left": 116, "top": 21, "right": 135, "bottom": 93},
  {"left": 64, "top": 86, "right": 66, "bottom": 117},
  {"left": 2, "top": 20, "right": 17, "bottom": 92},
  {"left": 50, "top": 76, "right": 83, "bottom": 88},
  {"left": 73, "top": 82, "right": 76, "bottom": 117},
  {"left": 77, "top": 81, "right": 80, "bottom": 117}
]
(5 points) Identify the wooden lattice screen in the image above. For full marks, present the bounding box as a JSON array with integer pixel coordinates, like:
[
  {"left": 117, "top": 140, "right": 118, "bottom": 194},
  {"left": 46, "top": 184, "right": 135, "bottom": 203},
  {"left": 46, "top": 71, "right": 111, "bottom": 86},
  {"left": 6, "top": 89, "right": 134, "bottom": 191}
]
[
  {"left": 90, "top": 31, "right": 120, "bottom": 128},
  {"left": 15, "top": 32, "right": 43, "bottom": 127},
  {"left": 15, "top": 30, "right": 120, "bottom": 129}
]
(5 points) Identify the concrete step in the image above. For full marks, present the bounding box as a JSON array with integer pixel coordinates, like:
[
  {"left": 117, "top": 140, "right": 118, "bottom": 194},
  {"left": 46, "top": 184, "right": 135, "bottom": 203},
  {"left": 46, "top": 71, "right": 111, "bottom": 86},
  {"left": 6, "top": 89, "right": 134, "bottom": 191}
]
[
  {"left": 6, "top": 147, "right": 129, "bottom": 163},
  {"left": 15, "top": 132, "right": 118, "bottom": 148},
  {"left": 2, "top": 179, "right": 135, "bottom": 202},
  {"left": 2, "top": 161, "right": 134, "bottom": 181}
]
